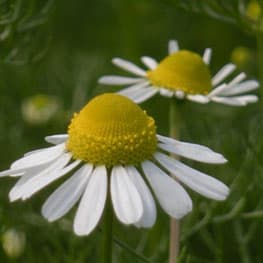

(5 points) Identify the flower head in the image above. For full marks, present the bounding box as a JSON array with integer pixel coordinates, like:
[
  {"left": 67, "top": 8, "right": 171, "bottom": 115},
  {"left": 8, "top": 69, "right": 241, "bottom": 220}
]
[
  {"left": 2, "top": 229, "right": 26, "bottom": 259},
  {"left": 21, "top": 94, "right": 61, "bottom": 126},
  {"left": 67, "top": 94, "right": 156, "bottom": 166},
  {"left": 99, "top": 40, "right": 259, "bottom": 106},
  {"left": 0, "top": 94, "right": 229, "bottom": 236},
  {"left": 246, "top": 0, "right": 261, "bottom": 21}
]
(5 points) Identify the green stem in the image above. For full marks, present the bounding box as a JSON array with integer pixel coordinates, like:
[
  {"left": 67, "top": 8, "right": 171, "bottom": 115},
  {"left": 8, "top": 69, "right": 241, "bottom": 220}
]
[
  {"left": 234, "top": 221, "right": 250, "bottom": 263},
  {"left": 113, "top": 237, "right": 151, "bottom": 263},
  {"left": 169, "top": 99, "right": 180, "bottom": 138},
  {"left": 101, "top": 196, "right": 113, "bottom": 263},
  {"left": 169, "top": 99, "right": 181, "bottom": 263}
]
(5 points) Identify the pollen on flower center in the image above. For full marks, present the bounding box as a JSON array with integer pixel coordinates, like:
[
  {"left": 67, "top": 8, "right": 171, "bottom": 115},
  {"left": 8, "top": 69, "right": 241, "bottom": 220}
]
[
  {"left": 67, "top": 94, "right": 157, "bottom": 167},
  {"left": 147, "top": 50, "right": 212, "bottom": 95}
]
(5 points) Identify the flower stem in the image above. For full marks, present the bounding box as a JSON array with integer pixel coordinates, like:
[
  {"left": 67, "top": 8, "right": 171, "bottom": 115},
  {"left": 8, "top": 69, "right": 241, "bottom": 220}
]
[
  {"left": 101, "top": 196, "right": 113, "bottom": 263},
  {"left": 169, "top": 98, "right": 181, "bottom": 263}
]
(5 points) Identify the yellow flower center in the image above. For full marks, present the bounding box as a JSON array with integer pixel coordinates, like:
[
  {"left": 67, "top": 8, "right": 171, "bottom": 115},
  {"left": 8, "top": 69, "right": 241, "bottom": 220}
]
[
  {"left": 67, "top": 94, "right": 157, "bottom": 167},
  {"left": 147, "top": 50, "right": 212, "bottom": 95},
  {"left": 246, "top": 1, "right": 261, "bottom": 21}
]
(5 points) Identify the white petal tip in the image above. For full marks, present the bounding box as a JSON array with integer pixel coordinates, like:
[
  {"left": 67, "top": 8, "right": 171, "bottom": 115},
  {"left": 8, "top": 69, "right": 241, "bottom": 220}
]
[
  {"left": 122, "top": 217, "right": 143, "bottom": 225},
  {"left": 73, "top": 226, "right": 93, "bottom": 237},
  {"left": 0, "top": 170, "right": 11, "bottom": 177},
  {"left": 168, "top": 40, "right": 179, "bottom": 54},
  {"left": 174, "top": 204, "right": 193, "bottom": 219},
  {"left": 250, "top": 97, "right": 259, "bottom": 103},
  {"left": 98, "top": 76, "right": 109, "bottom": 84},
  {"left": 45, "top": 135, "right": 68, "bottom": 145},
  {"left": 203, "top": 48, "right": 212, "bottom": 64},
  {"left": 9, "top": 190, "right": 21, "bottom": 202},
  {"left": 41, "top": 209, "right": 56, "bottom": 222},
  {"left": 216, "top": 156, "right": 228, "bottom": 164},
  {"left": 187, "top": 95, "right": 210, "bottom": 104},
  {"left": 112, "top": 57, "right": 120, "bottom": 63},
  {"left": 214, "top": 189, "right": 230, "bottom": 201},
  {"left": 252, "top": 81, "right": 260, "bottom": 88},
  {"left": 44, "top": 216, "right": 55, "bottom": 223},
  {"left": 9, "top": 196, "right": 18, "bottom": 202}
]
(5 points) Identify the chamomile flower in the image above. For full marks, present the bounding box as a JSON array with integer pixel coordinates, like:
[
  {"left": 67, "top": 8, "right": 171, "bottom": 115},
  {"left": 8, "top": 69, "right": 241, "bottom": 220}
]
[
  {"left": 99, "top": 40, "right": 259, "bottom": 106},
  {"left": 0, "top": 94, "right": 229, "bottom": 236}
]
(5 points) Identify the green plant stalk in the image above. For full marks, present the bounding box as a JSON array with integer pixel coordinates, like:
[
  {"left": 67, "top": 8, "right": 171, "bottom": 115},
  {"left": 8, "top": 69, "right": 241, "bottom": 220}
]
[
  {"left": 169, "top": 98, "right": 181, "bottom": 263},
  {"left": 100, "top": 195, "right": 113, "bottom": 263}
]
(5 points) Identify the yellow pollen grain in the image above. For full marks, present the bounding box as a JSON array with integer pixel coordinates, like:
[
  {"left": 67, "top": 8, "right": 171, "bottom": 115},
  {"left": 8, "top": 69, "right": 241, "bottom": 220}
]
[
  {"left": 147, "top": 50, "right": 212, "bottom": 95},
  {"left": 67, "top": 93, "right": 157, "bottom": 167}
]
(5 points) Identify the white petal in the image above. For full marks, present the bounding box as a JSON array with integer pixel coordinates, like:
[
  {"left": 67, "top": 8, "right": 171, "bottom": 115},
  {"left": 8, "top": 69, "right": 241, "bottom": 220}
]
[
  {"left": 155, "top": 152, "right": 229, "bottom": 200},
  {"left": 168, "top": 40, "right": 179, "bottom": 55},
  {"left": 141, "top": 56, "right": 158, "bottom": 70},
  {"left": 160, "top": 88, "right": 174, "bottom": 98},
  {"left": 112, "top": 58, "right": 146, "bottom": 77},
  {"left": 233, "top": 95, "right": 258, "bottom": 103},
  {"left": 133, "top": 88, "right": 159, "bottom": 103},
  {"left": 9, "top": 154, "right": 75, "bottom": 201},
  {"left": 74, "top": 166, "right": 107, "bottom": 236},
  {"left": 98, "top": 76, "right": 144, "bottom": 85},
  {"left": 186, "top": 95, "right": 210, "bottom": 104},
  {"left": 0, "top": 145, "right": 66, "bottom": 178},
  {"left": 126, "top": 166, "right": 156, "bottom": 228},
  {"left": 42, "top": 164, "right": 93, "bottom": 222},
  {"left": 227, "top": 72, "right": 246, "bottom": 86},
  {"left": 209, "top": 80, "right": 258, "bottom": 98},
  {"left": 212, "top": 63, "right": 236, "bottom": 86},
  {"left": 175, "top": 90, "right": 185, "bottom": 99},
  {"left": 23, "top": 147, "right": 51, "bottom": 157},
  {"left": 123, "top": 86, "right": 158, "bottom": 104},
  {"left": 157, "top": 135, "right": 227, "bottom": 164},
  {"left": 211, "top": 96, "right": 247, "bottom": 106},
  {"left": 208, "top": 83, "right": 228, "bottom": 97},
  {"left": 11, "top": 143, "right": 65, "bottom": 170},
  {"left": 45, "top": 134, "right": 68, "bottom": 145},
  {"left": 219, "top": 80, "right": 259, "bottom": 96},
  {"left": 202, "top": 48, "right": 212, "bottom": 65},
  {"left": 217, "top": 95, "right": 258, "bottom": 106},
  {"left": 9, "top": 173, "right": 37, "bottom": 201},
  {"left": 117, "top": 81, "right": 150, "bottom": 96},
  {"left": 142, "top": 161, "right": 192, "bottom": 219},
  {"left": 19, "top": 154, "right": 80, "bottom": 200},
  {"left": 110, "top": 166, "right": 143, "bottom": 224},
  {"left": 0, "top": 162, "right": 49, "bottom": 178},
  {"left": 9, "top": 154, "right": 72, "bottom": 201}
]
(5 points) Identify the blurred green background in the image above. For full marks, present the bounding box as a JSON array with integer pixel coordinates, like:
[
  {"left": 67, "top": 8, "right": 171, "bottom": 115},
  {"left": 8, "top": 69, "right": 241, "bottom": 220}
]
[{"left": 0, "top": 0, "right": 262, "bottom": 262}]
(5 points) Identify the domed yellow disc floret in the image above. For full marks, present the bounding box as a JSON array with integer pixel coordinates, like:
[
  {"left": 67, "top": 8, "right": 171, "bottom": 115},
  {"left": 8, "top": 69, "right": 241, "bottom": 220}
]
[
  {"left": 147, "top": 50, "right": 212, "bottom": 95},
  {"left": 67, "top": 93, "right": 157, "bottom": 167}
]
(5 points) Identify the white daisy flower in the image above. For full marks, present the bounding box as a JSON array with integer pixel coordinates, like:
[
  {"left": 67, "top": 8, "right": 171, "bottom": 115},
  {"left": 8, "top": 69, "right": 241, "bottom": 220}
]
[
  {"left": 0, "top": 94, "right": 229, "bottom": 236},
  {"left": 99, "top": 40, "right": 259, "bottom": 106}
]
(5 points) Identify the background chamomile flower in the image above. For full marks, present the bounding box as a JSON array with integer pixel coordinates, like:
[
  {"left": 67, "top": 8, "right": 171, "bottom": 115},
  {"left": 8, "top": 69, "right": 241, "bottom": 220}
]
[
  {"left": 231, "top": 46, "right": 257, "bottom": 75},
  {"left": 0, "top": 94, "right": 228, "bottom": 237},
  {"left": 21, "top": 94, "right": 62, "bottom": 126},
  {"left": 99, "top": 40, "right": 259, "bottom": 106},
  {"left": 246, "top": 0, "right": 262, "bottom": 21},
  {"left": 2, "top": 229, "right": 26, "bottom": 259}
]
